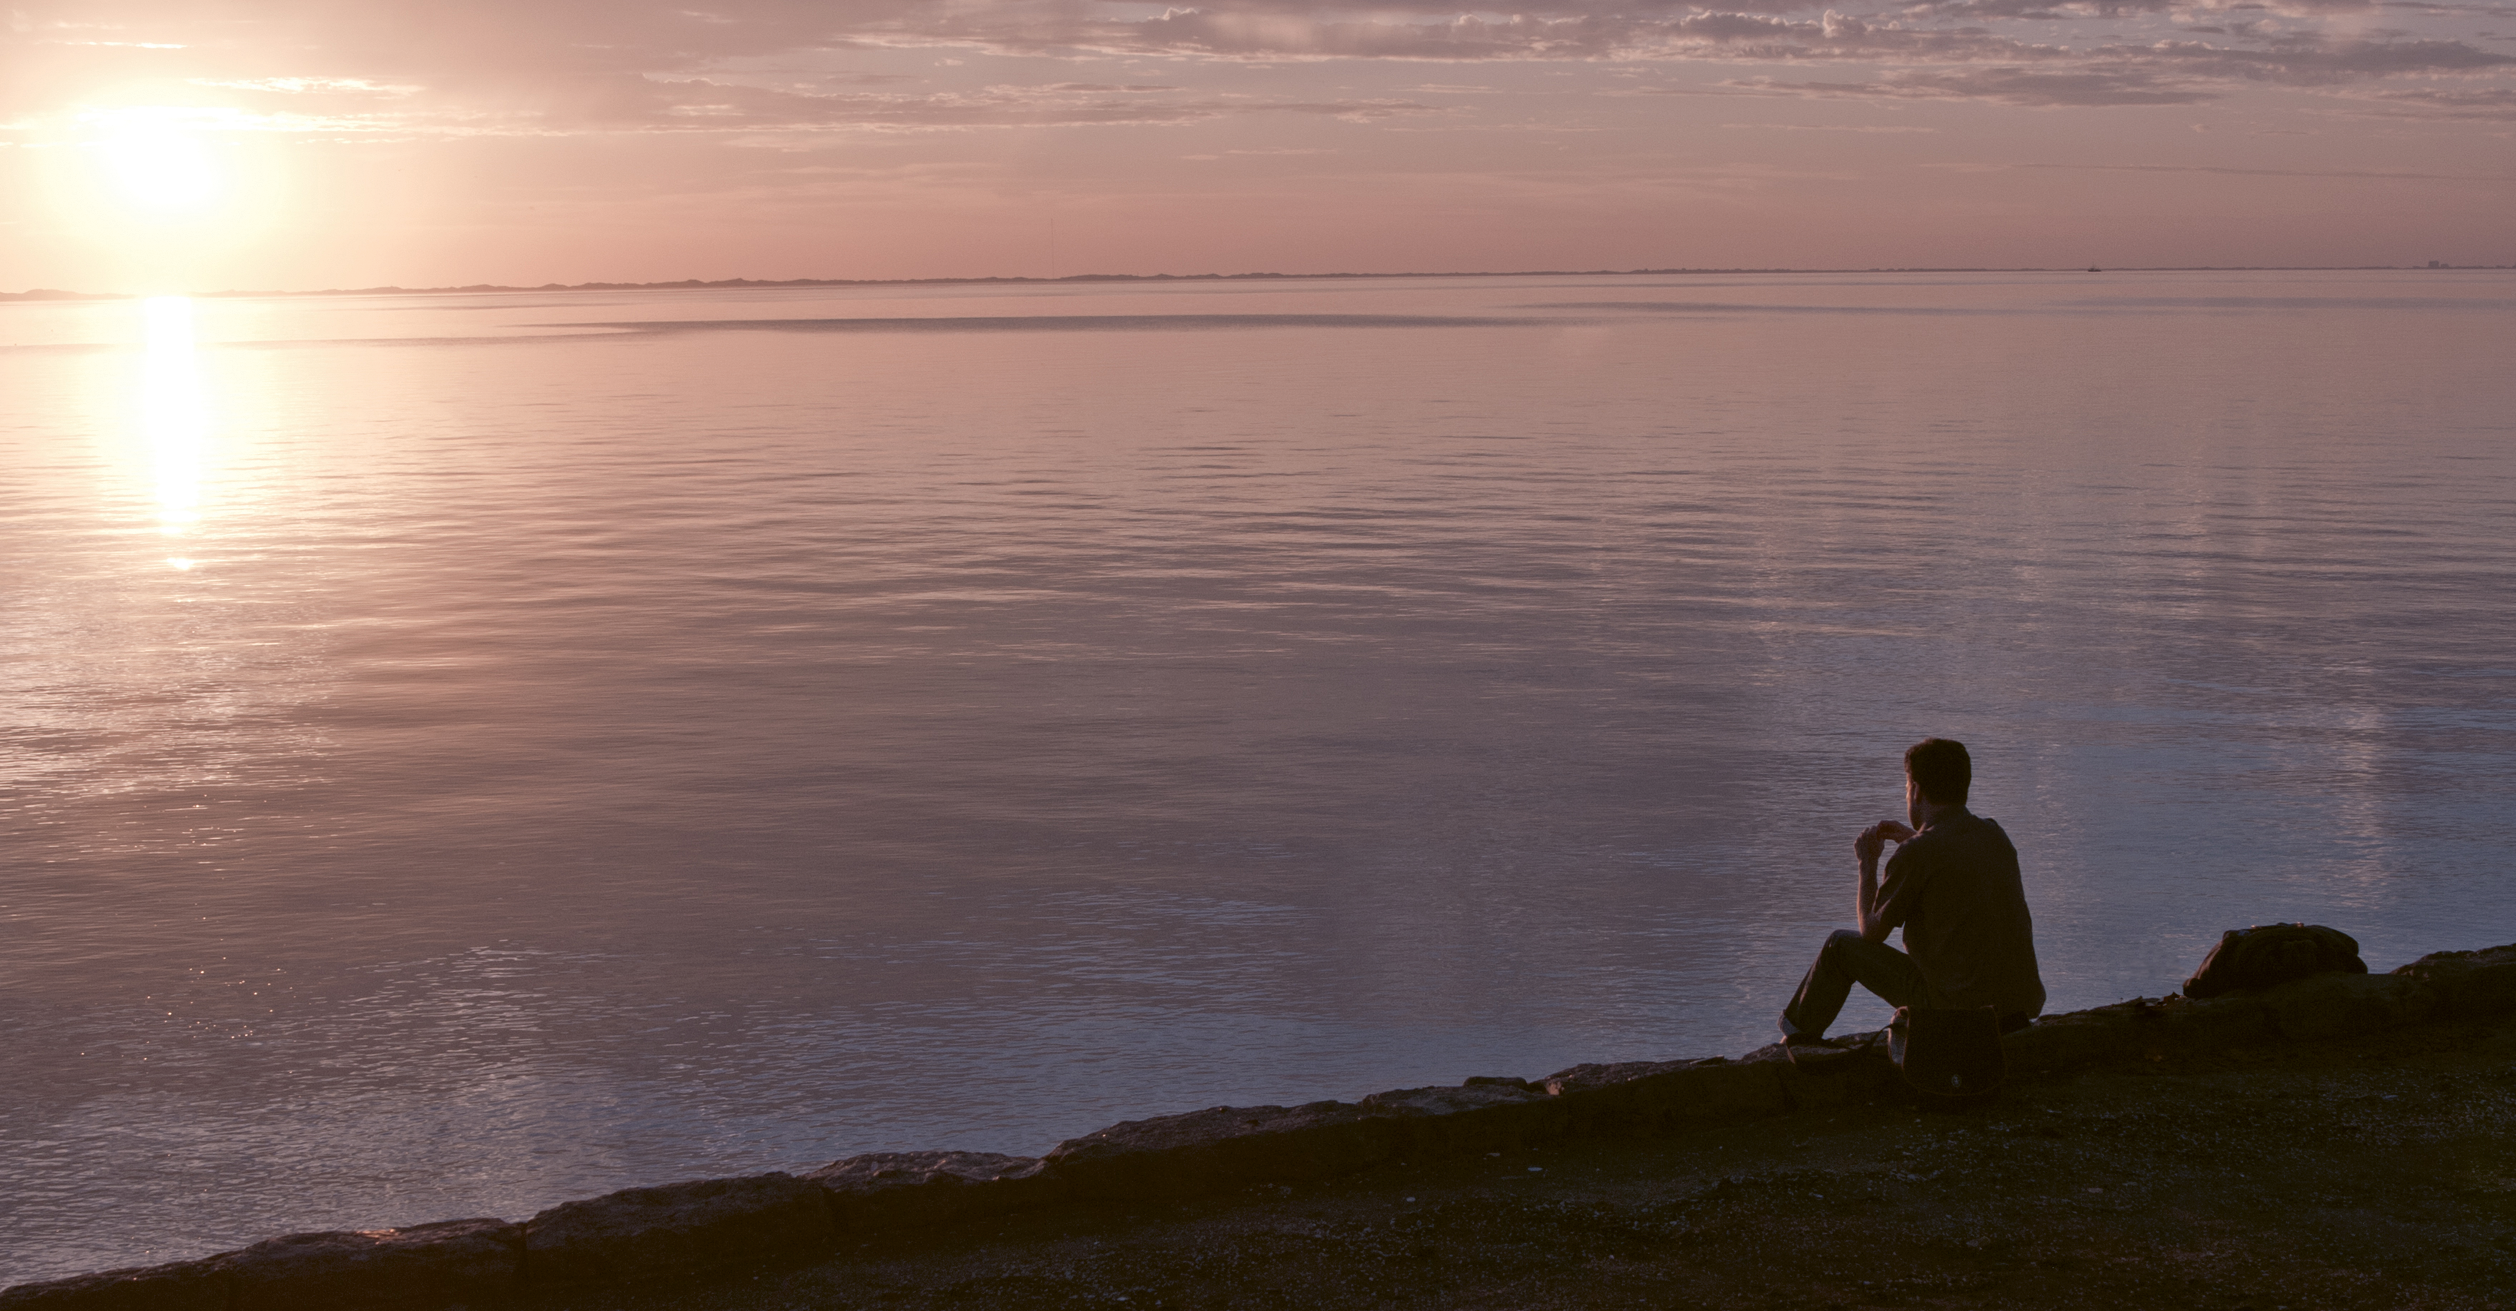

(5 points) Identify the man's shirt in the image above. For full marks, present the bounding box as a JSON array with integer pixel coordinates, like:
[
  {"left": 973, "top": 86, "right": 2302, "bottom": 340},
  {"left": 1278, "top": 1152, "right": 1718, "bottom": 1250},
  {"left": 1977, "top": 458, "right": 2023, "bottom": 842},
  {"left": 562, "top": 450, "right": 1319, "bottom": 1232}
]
[{"left": 1874, "top": 807, "right": 2047, "bottom": 1019}]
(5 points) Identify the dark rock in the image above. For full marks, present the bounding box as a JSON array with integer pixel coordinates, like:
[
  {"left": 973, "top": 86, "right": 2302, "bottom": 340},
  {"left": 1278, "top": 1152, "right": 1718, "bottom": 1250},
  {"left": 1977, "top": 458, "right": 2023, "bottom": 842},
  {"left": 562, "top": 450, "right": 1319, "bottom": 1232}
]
[
  {"left": 2002, "top": 996, "right": 2270, "bottom": 1070},
  {"left": 1646, "top": 1061, "right": 1791, "bottom": 1122},
  {"left": 2260, "top": 972, "right": 2435, "bottom": 1041},
  {"left": 1738, "top": 1035, "right": 1901, "bottom": 1094},
  {"left": 1541, "top": 1058, "right": 1788, "bottom": 1135},
  {"left": 1044, "top": 1100, "right": 1408, "bottom": 1199},
  {"left": 806, "top": 1152, "right": 1066, "bottom": 1232},
  {"left": 2130, "top": 994, "right": 2274, "bottom": 1058},
  {"left": 226, "top": 1218, "right": 521, "bottom": 1310},
  {"left": 1541, "top": 1058, "right": 1702, "bottom": 1097},
  {"left": 0, "top": 1258, "right": 229, "bottom": 1311},
  {"left": 2391, "top": 943, "right": 2516, "bottom": 1019},
  {"left": 1356, "top": 1082, "right": 1568, "bottom": 1155},
  {"left": 2183, "top": 924, "right": 2367, "bottom": 998},
  {"left": 2002, "top": 1006, "right": 2147, "bottom": 1073},
  {"left": 1776, "top": 1046, "right": 1901, "bottom": 1109},
  {"left": 1774, "top": 1063, "right": 1855, "bottom": 1110},
  {"left": 521, "top": 1172, "right": 833, "bottom": 1288}
]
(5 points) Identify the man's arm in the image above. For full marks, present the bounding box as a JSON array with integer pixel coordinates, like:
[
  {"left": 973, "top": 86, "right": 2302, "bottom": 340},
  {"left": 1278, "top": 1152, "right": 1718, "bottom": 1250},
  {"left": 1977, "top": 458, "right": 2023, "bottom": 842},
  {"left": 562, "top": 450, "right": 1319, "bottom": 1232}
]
[{"left": 1853, "top": 821, "right": 1917, "bottom": 942}]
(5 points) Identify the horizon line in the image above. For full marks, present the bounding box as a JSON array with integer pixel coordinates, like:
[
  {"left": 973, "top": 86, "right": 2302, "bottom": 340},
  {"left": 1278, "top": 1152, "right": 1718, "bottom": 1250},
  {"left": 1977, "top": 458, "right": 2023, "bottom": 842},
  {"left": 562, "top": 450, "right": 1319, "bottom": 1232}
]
[{"left": 6, "top": 263, "right": 2509, "bottom": 303}]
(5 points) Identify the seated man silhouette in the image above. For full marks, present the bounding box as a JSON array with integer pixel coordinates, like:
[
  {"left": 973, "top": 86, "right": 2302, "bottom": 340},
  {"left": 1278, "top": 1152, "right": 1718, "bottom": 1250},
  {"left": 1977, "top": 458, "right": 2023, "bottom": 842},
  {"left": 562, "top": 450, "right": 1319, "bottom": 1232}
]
[{"left": 1780, "top": 737, "right": 2045, "bottom": 1051}]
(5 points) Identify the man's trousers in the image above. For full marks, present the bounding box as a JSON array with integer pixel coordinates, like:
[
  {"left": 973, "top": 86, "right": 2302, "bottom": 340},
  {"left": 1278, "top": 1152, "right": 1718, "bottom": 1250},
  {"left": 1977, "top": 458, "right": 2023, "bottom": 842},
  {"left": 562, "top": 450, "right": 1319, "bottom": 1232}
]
[{"left": 1779, "top": 929, "right": 1940, "bottom": 1039}]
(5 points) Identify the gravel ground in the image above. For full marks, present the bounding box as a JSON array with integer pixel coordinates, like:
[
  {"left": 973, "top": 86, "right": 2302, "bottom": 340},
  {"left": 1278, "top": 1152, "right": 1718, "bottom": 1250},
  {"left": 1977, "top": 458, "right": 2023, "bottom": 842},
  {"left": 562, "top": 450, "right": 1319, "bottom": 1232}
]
[{"left": 536, "top": 1016, "right": 2516, "bottom": 1310}]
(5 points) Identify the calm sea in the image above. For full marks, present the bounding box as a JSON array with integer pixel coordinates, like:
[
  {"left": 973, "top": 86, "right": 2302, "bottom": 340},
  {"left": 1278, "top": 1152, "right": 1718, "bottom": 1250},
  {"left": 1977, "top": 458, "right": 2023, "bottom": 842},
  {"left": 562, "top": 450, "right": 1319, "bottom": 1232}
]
[{"left": 3, "top": 271, "right": 2512, "bottom": 1284}]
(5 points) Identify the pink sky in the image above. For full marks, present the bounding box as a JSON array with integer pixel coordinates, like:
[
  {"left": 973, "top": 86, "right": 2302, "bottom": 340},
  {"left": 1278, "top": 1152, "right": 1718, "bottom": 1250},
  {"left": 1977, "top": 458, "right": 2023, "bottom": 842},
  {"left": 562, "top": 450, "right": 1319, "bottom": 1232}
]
[{"left": 3, "top": 0, "right": 2511, "bottom": 291}]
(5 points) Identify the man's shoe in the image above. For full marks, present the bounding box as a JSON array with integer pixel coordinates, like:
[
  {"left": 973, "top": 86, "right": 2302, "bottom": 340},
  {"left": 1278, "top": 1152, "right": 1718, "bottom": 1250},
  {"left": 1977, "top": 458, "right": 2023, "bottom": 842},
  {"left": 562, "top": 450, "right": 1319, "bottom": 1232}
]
[
  {"left": 1783, "top": 1034, "right": 1853, "bottom": 1070},
  {"left": 1784, "top": 1031, "right": 1888, "bottom": 1071}
]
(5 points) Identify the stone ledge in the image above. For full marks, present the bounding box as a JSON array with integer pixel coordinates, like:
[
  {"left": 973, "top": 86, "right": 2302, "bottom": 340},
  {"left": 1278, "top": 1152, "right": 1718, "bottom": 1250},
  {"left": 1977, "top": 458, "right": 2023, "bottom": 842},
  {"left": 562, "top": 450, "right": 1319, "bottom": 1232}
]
[
  {"left": 2391, "top": 943, "right": 2516, "bottom": 1019},
  {"left": 1543, "top": 1057, "right": 1790, "bottom": 1135},
  {"left": 2263, "top": 972, "right": 2436, "bottom": 1040},
  {"left": 1042, "top": 1100, "right": 1411, "bottom": 1200},
  {"left": 1357, "top": 1080, "right": 1569, "bottom": 1156},
  {"left": 0, "top": 1219, "right": 522, "bottom": 1311},
  {"left": 0, "top": 1258, "right": 229, "bottom": 1311},
  {"left": 2004, "top": 993, "right": 2273, "bottom": 1072},
  {"left": 521, "top": 1173, "right": 834, "bottom": 1288},
  {"left": 9, "top": 940, "right": 2511, "bottom": 1309},
  {"left": 228, "top": 1219, "right": 522, "bottom": 1311},
  {"left": 807, "top": 1151, "right": 1067, "bottom": 1232}
]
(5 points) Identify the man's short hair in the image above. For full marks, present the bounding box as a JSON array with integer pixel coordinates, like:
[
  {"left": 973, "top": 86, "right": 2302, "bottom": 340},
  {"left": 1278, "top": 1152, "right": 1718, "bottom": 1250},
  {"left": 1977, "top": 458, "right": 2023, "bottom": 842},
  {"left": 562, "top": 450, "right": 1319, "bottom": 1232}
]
[{"left": 1904, "top": 737, "right": 1971, "bottom": 806}]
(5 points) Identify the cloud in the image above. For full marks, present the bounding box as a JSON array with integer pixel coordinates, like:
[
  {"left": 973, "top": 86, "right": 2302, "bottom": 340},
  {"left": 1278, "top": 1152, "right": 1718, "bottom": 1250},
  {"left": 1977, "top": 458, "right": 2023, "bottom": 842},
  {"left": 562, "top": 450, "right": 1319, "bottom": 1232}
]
[
  {"left": 2012, "top": 160, "right": 2516, "bottom": 177},
  {"left": 595, "top": 78, "right": 1440, "bottom": 128},
  {"left": 1897, "top": 0, "right": 2385, "bottom": 18},
  {"left": 1722, "top": 119, "right": 1944, "bottom": 127},
  {"left": 551, "top": 311, "right": 1550, "bottom": 334},
  {"left": 2329, "top": 84, "right": 2516, "bottom": 115},
  {"left": 2117, "top": 35, "right": 2516, "bottom": 84},
  {"left": 1681, "top": 25, "right": 2513, "bottom": 103},
  {"left": 1734, "top": 67, "right": 2222, "bottom": 104},
  {"left": 1053, "top": 10, "right": 1651, "bottom": 60},
  {"left": 1, "top": 0, "right": 2509, "bottom": 131}
]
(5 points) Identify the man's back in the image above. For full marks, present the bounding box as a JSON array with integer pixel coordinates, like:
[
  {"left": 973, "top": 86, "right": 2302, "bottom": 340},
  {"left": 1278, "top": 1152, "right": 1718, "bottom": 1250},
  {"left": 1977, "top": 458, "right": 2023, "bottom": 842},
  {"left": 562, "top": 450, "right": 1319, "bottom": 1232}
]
[{"left": 1876, "top": 809, "right": 2045, "bottom": 1019}]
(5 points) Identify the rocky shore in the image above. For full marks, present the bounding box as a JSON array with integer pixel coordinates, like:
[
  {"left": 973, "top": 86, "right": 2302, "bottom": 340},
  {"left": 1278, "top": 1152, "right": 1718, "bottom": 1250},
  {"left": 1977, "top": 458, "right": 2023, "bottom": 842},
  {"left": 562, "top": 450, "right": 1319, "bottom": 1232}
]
[{"left": 8, "top": 943, "right": 2512, "bottom": 1311}]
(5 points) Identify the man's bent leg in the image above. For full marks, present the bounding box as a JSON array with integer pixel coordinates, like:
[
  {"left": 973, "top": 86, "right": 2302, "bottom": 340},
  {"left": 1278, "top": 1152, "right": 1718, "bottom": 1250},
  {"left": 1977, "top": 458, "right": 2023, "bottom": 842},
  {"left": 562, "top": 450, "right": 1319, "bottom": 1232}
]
[{"left": 1779, "top": 930, "right": 1932, "bottom": 1039}]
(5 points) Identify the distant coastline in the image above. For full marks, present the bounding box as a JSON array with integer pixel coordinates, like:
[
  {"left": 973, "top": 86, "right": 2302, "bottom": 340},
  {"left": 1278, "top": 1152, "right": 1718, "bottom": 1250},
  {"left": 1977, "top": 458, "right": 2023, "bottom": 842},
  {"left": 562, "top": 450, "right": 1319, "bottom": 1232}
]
[{"left": 5, "top": 263, "right": 2508, "bottom": 303}]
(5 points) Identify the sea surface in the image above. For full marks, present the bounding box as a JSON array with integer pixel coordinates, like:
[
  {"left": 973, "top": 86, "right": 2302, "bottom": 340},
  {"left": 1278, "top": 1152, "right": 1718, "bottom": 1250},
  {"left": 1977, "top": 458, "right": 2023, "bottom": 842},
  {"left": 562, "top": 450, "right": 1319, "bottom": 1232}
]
[{"left": 3, "top": 270, "right": 2512, "bottom": 1284}]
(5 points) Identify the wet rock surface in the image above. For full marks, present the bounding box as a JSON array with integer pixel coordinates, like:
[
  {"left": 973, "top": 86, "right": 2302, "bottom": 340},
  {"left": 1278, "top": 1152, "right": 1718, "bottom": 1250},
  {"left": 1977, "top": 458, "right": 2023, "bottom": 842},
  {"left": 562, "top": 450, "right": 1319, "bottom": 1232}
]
[
  {"left": 2395, "top": 943, "right": 2516, "bottom": 1020},
  {"left": 1354, "top": 1082, "right": 1565, "bottom": 1156},
  {"left": 2264, "top": 972, "right": 2436, "bottom": 1041},
  {"left": 533, "top": 1018, "right": 2516, "bottom": 1311},
  {"left": 0, "top": 1220, "right": 525, "bottom": 1311},
  {"left": 1543, "top": 1055, "right": 1797, "bottom": 1137},
  {"left": 522, "top": 1174, "right": 833, "bottom": 1287},
  {"left": 1044, "top": 1102, "right": 1409, "bottom": 1199},
  {"left": 225, "top": 1219, "right": 523, "bottom": 1311},
  {"left": 808, "top": 1152, "right": 1066, "bottom": 1232},
  {"left": 0, "top": 1258, "right": 231, "bottom": 1311}
]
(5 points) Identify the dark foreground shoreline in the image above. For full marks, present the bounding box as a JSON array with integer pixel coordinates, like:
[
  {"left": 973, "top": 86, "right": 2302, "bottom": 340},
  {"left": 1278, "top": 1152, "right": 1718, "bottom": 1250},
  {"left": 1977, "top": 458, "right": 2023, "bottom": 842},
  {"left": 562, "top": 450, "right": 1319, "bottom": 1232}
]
[
  {"left": 571, "top": 1017, "right": 2516, "bottom": 1311},
  {"left": 10, "top": 944, "right": 2513, "bottom": 1310}
]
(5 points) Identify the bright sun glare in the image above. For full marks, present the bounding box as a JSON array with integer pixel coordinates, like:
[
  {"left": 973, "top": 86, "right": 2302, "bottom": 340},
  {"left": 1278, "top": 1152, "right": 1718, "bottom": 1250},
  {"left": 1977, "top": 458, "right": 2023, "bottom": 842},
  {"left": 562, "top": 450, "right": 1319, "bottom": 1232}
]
[
  {"left": 50, "top": 106, "right": 282, "bottom": 292},
  {"left": 96, "top": 118, "right": 225, "bottom": 215},
  {"left": 68, "top": 107, "right": 243, "bottom": 229}
]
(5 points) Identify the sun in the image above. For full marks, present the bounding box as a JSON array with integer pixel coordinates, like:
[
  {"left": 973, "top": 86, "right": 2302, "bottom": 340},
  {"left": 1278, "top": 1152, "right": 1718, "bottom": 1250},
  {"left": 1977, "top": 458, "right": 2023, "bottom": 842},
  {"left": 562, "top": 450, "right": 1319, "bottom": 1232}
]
[
  {"left": 90, "top": 111, "right": 227, "bottom": 217},
  {"left": 43, "top": 104, "right": 285, "bottom": 285}
]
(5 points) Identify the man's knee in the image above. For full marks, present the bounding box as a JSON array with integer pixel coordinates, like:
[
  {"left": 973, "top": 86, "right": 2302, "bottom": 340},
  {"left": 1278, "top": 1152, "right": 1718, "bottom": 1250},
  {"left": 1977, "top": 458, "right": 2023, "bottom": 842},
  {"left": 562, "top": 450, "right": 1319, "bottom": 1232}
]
[{"left": 1824, "top": 928, "right": 1868, "bottom": 954}]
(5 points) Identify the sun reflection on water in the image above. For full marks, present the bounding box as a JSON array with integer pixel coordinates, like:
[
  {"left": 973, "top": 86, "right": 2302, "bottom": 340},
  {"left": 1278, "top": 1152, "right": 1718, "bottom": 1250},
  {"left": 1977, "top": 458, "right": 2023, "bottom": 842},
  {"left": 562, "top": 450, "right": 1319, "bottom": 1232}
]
[{"left": 141, "top": 295, "right": 212, "bottom": 568}]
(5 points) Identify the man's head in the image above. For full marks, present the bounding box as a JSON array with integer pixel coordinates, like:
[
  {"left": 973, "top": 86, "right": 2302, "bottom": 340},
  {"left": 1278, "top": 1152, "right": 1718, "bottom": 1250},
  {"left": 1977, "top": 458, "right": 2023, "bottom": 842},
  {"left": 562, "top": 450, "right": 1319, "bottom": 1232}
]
[{"left": 1903, "top": 737, "right": 1972, "bottom": 813}]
